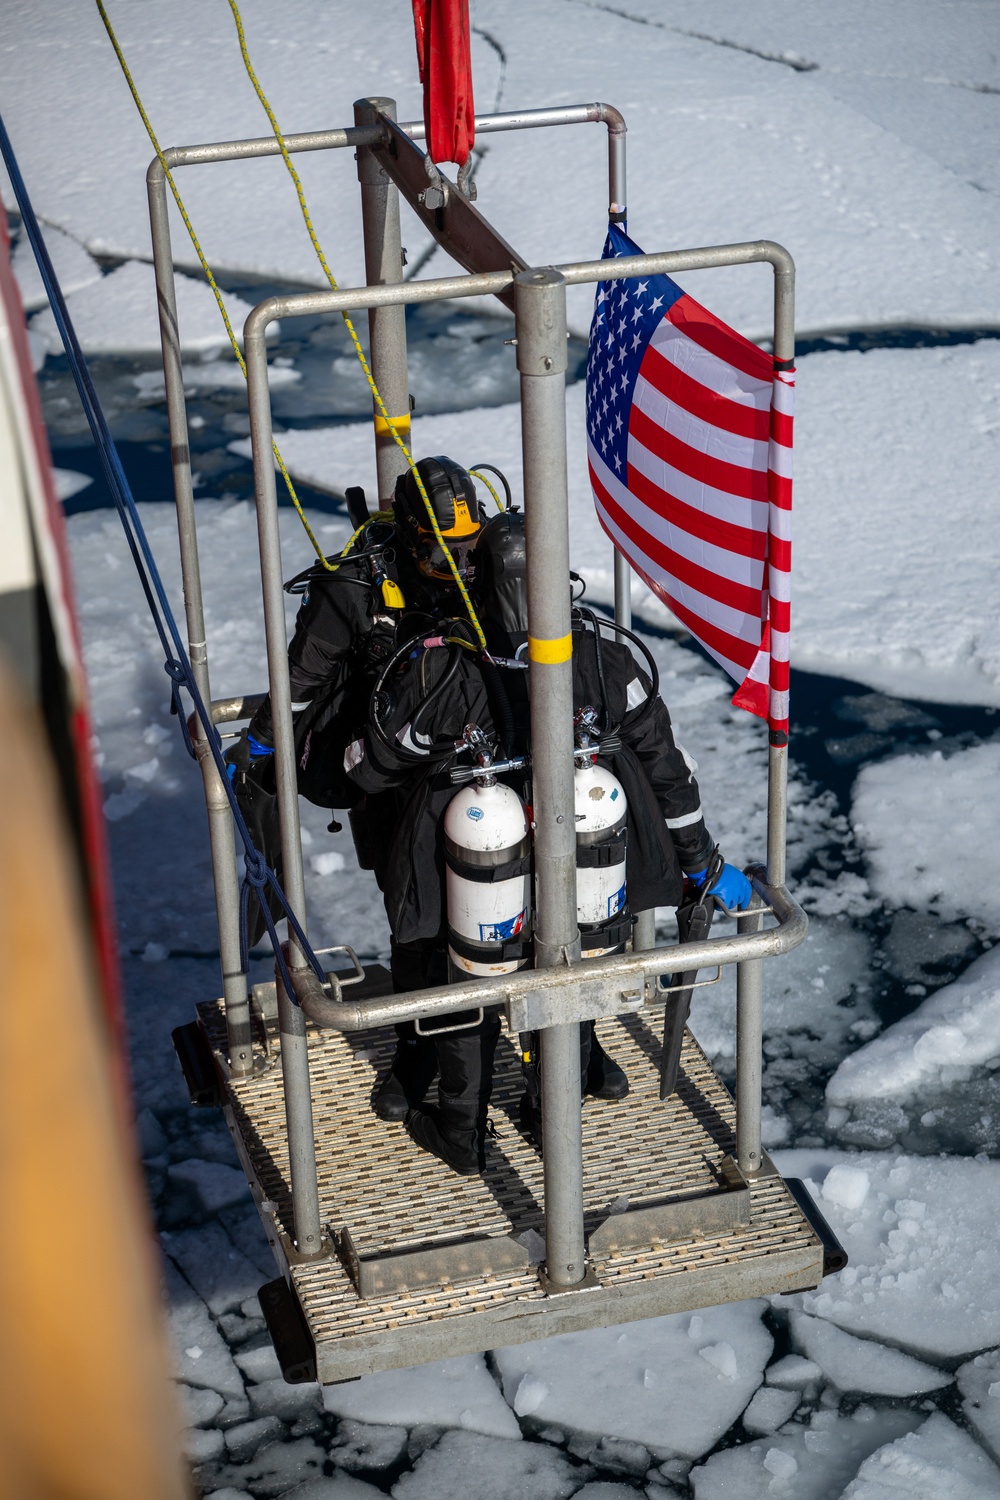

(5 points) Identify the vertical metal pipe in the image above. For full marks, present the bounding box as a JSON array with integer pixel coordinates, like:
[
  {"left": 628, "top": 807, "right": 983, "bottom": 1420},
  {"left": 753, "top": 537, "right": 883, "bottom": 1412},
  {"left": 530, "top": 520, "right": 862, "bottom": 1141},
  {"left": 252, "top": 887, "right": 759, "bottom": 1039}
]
[
  {"left": 516, "top": 267, "right": 586, "bottom": 1289},
  {"left": 633, "top": 909, "right": 656, "bottom": 953},
  {"left": 597, "top": 103, "right": 627, "bottom": 219},
  {"left": 146, "top": 165, "right": 253, "bottom": 1075},
  {"left": 735, "top": 899, "right": 764, "bottom": 1176},
  {"left": 354, "top": 98, "right": 411, "bottom": 504},
  {"left": 613, "top": 549, "right": 632, "bottom": 631},
  {"left": 244, "top": 306, "right": 323, "bottom": 1256},
  {"left": 603, "top": 105, "right": 645, "bottom": 952}
]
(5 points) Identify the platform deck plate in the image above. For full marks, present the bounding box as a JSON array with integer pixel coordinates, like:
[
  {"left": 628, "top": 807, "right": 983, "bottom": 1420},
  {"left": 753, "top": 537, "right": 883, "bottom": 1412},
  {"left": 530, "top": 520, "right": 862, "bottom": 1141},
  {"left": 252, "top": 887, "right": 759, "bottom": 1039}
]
[{"left": 200, "top": 1002, "right": 823, "bottom": 1381}]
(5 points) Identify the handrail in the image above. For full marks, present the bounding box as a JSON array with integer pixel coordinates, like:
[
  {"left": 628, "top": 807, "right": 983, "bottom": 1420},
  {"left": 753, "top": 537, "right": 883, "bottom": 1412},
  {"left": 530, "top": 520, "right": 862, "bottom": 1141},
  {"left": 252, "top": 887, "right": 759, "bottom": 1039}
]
[{"left": 287, "top": 871, "right": 805, "bottom": 1032}]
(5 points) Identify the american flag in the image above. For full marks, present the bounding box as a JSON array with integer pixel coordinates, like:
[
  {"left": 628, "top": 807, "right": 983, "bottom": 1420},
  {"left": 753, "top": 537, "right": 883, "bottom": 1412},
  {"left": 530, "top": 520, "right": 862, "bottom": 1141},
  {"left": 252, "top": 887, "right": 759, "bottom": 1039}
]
[{"left": 586, "top": 224, "right": 794, "bottom": 736}]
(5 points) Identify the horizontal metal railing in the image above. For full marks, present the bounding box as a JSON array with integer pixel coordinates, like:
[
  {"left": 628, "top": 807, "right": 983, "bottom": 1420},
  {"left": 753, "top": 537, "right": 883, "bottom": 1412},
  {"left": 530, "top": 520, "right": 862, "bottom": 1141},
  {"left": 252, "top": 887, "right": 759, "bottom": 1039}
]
[{"left": 285, "top": 872, "right": 802, "bottom": 1035}]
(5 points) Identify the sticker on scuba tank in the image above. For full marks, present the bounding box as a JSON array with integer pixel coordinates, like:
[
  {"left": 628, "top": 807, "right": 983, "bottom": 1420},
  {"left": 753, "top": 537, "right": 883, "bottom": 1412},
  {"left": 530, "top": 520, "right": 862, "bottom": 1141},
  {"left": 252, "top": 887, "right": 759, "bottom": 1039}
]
[
  {"left": 607, "top": 884, "right": 626, "bottom": 917},
  {"left": 467, "top": 806, "right": 484, "bottom": 821},
  {"left": 479, "top": 910, "right": 526, "bottom": 942},
  {"left": 611, "top": 787, "right": 619, "bottom": 800}
]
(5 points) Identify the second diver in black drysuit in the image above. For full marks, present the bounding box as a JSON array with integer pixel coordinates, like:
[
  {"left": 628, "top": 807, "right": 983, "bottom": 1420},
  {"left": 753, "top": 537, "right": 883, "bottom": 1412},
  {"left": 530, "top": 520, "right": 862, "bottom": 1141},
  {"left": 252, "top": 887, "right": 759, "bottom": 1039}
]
[{"left": 347, "top": 506, "right": 752, "bottom": 1174}]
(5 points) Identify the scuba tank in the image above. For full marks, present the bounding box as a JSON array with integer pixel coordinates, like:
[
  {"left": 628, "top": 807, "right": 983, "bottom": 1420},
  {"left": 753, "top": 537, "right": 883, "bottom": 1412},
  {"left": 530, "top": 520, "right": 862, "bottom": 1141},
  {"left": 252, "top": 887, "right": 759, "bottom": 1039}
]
[
  {"left": 574, "top": 707, "right": 632, "bottom": 958},
  {"left": 444, "top": 726, "right": 533, "bottom": 976}
]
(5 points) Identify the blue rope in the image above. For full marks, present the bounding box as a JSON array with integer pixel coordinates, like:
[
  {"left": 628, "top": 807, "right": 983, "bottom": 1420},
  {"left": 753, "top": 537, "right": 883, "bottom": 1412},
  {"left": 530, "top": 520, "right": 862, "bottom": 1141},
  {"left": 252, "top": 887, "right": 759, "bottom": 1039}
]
[{"left": 0, "top": 108, "right": 325, "bottom": 999}]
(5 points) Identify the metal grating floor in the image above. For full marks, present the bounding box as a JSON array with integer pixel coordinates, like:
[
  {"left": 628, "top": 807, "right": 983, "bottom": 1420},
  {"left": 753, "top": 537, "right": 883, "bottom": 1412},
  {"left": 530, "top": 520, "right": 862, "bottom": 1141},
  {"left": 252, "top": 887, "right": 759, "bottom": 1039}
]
[{"left": 200, "top": 1000, "right": 824, "bottom": 1381}]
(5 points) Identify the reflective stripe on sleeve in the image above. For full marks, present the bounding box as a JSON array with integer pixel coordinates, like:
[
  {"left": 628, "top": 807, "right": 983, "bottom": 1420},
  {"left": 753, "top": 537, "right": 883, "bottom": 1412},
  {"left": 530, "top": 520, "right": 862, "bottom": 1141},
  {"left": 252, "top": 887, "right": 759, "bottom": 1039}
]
[{"left": 664, "top": 807, "right": 704, "bottom": 830}]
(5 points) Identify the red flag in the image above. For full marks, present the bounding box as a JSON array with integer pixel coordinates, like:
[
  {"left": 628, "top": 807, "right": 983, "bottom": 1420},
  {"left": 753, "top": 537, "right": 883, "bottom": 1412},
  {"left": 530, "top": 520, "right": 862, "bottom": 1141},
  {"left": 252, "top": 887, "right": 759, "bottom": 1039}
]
[
  {"left": 412, "top": 0, "right": 475, "bottom": 167},
  {"left": 586, "top": 226, "right": 794, "bottom": 737}
]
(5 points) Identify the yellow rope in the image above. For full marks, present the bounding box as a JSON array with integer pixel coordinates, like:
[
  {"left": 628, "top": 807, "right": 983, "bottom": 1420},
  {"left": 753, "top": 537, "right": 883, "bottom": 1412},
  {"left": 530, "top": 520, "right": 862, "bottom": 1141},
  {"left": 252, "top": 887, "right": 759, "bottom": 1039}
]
[
  {"left": 93, "top": 0, "right": 331, "bottom": 567},
  {"left": 225, "top": 0, "right": 487, "bottom": 645}
]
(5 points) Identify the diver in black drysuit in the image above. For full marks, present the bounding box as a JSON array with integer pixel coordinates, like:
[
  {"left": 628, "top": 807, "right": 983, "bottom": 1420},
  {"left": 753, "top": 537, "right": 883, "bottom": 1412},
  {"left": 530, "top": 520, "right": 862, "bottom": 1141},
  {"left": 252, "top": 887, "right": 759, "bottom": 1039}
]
[
  {"left": 225, "top": 456, "right": 485, "bottom": 942},
  {"left": 348, "top": 508, "right": 752, "bottom": 1174}
]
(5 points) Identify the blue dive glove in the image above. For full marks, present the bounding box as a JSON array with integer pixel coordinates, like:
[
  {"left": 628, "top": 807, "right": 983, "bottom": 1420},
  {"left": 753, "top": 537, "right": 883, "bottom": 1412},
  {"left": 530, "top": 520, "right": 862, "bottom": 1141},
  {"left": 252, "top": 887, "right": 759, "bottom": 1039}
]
[
  {"left": 688, "top": 859, "right": 753, "bottom": 912},
  {"left": 225, "top": 728, "right": 274, "bottom": 781}
]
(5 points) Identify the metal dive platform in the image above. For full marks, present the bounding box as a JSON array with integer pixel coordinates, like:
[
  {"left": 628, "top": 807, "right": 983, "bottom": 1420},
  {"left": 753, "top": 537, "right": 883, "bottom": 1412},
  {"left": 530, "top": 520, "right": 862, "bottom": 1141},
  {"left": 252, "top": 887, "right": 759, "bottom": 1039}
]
[
  {"left": 195, "top": 980, "right": 828, "bottom": 1384},
  {"left": 159, "top": 95, "right": 844, "bottom": 1383}
]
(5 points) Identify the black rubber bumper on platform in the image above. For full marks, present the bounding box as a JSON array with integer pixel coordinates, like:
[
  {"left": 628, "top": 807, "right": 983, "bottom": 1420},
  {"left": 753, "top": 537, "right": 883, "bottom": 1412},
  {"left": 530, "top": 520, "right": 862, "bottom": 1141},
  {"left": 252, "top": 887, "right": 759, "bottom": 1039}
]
[
  {"left": 784, "top": 1177, "right": 849, "bottom": 1276},
  {"left": 258, "top": 1277, "right": 319, "bottom": 1384},
  {"left": 171, "top": 1020, "right": 224, "bottom": 1107}
]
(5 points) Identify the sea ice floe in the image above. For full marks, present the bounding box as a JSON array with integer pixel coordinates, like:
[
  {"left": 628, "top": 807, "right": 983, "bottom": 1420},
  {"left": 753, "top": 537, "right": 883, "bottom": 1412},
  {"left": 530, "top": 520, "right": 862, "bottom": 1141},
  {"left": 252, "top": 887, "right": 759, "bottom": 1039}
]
[
  {"left": 30, "top": 261, "right": 259, "bottom": 358},
  {"left": 958, "top": 1350, "right": 1000, "bottom": 1466},
  {"left": 285, "top": 1476, "right": 386, "bottom": 1500},
  {"left": 166, "top": 1158, "right": 251, "bottom": 1214},
  {"left": 854, "top": 742, "right": 1000, "bottom": 930},
  {"left": 328, "top": 1419, "right": 408, "bottom": 1475},
  {"left": 7, "top": 1, "right": 1000, "bottom": 343},
  {"left": 390, "top": 1429, "right": 580, "bottom": 1500},
  {"left": 775, "top": 1149, "right": 1000, "bottom": 1359},
  {"left": 493, "top": 1303, "right": 772, "bottom": 1456},
  {"left": 827, "top": 945, "right": 1000, "bottom": 1151},
  {"left": 789, "top": 1311, "right": 951, "bottom": 1396},
  {"left": 163, "top": 1221, "right": 264, "bottom": 1318},
  {"left": 742, "top": 1385, "right": 800, "bottom": 1436},
  {"left": 321, "top": 1353, "right": 520, "bottom": 1440},
  {"left": 163, "top": 1259, "right": 246, "bottom": 1401},
  {"left": 765, "top": 1355, "right": 822, "bottom": 1389},
  {"left": 839, "top": 1411, "right": 1000, "bottom": 1499},
  {"left": 692, "top": 1406, "right": 921, "bottom": 1499}
]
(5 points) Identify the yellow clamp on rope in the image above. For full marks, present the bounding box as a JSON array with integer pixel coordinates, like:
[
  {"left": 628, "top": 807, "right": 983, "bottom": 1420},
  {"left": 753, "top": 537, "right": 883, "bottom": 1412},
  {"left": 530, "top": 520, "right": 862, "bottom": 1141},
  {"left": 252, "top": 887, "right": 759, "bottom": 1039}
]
[
  {"left": 528, "top": 633, "right": 573, "bottom": 665},
  {"left": 374, "top": 412, "right": 411, "bottom": 439}
]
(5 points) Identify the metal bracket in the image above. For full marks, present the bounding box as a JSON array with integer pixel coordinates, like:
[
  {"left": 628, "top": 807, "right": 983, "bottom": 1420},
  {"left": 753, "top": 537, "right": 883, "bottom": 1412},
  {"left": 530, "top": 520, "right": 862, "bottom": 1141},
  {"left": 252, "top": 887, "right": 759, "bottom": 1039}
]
[
  {"left": 369, "top": 113, "right": 526, "bottom": 311},
  {"left": 507, "top": 973, "right": 645, "bottom": 1032},
  {"left": 537, "top": 1261, "right": 602, "bottom": 1296},
  {"left": 456, "top": 155, "right": 477, "bottom": 201},
  {"left": 419, "top": 153, "right": 450, "bottom": 210},
  {"left": 588, "top": 1156, "right": 751, "bottom": 1255},
  {"left": 336, "top": 1224, "right": 530, "bottom": 1298},
  {"left": 655, "top": 966, "right": 723, "bottom": 998},
  {"left": 413, "top": 1006, "right": 486, "bottom": 1037},
  {"left": 253, "top": 1196, "right": 335, "bottom": 1268}
]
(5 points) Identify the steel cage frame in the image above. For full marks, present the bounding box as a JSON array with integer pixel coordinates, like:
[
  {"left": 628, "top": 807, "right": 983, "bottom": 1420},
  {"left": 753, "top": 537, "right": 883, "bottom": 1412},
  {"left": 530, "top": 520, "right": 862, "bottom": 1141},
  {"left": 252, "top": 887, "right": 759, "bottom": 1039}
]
[{"left": 148, "top": 103, "right": 802, "bottom": 1289}]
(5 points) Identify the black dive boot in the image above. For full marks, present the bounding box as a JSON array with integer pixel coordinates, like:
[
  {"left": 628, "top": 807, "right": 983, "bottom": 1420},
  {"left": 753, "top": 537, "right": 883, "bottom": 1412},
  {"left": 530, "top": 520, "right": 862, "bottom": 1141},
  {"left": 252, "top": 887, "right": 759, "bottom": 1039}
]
[
  {"left": 584, "top": 1022, "right": 630, "bottom": 1100},
  {"left": 406, "top": 1099, "right": 483, "bottom": 1175},
  {"left": 371, "top": 1033, "right": 438, "bottom": 1121}
]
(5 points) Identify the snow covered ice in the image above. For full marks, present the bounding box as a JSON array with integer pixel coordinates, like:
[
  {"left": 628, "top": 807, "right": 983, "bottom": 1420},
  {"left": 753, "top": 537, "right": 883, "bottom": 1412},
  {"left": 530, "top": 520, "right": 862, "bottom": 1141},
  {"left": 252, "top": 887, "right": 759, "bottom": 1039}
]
[
  {"left": 492, "top": 1304, "right": 773, "bottom": 1456},
  {"left": 853, "top": 742, "right": 1000, "bottom": 929},
  {"left": 827, "top": 945, "right": 1000, "bottom": 1153},
  {"left": 776, "top": 1149, "right": 1000, "bottom": 1360},
  {"left": 7, "top": 0, "right": 1000, "bottom": 1494}
]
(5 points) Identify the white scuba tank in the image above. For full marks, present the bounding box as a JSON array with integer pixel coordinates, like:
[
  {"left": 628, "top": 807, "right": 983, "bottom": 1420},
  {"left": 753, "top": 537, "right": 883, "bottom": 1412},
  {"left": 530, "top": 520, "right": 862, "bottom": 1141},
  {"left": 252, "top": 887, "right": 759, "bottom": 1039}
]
[
  {"left": 574, "top": 761, "right": 629, "bottom": 957},
  {"left": 444, "top": 780, "right": 532, "bottom": 975}
]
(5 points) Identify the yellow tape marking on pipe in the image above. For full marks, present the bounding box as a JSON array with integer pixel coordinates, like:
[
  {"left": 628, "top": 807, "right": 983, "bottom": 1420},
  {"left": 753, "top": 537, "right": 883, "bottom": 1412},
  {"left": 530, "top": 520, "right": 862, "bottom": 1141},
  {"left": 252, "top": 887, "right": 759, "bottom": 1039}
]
[
  {"left": 373, "top": 413, "right": 411, "bottom": 437},
  {"left": 528, "top": 633, "right": 572, "bottom": 664}
]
